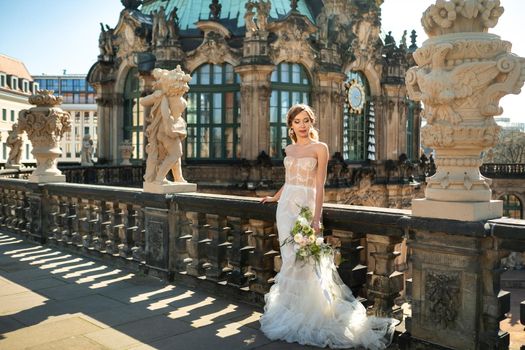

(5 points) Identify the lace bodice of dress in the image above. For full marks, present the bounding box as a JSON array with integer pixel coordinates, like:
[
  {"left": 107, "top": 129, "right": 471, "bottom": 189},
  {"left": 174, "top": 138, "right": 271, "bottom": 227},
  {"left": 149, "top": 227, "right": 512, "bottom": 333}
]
[{"left": 284, "top": 156, "right": 317, "bottom": 188}]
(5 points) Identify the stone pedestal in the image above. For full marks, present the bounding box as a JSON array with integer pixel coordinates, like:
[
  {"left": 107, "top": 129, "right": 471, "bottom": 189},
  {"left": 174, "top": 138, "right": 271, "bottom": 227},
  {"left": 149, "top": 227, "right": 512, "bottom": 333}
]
[
  {"left": 143, "top": 182, "right": 197, "bottom": 194},
  {"left": 412, "top": 198, "right": 503, "bottom": 221}
]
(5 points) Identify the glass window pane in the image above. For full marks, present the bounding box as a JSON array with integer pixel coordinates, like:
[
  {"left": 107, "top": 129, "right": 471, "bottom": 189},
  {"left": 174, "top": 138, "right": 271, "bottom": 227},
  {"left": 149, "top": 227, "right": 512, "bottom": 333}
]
[
  {"left": 199, "top": 127, "right": 209, "bottom": 157},
  {"left": 213, "top": 65, "right": 223, "bottom": 84},
  {"left": 292, "top": 64, "right": 300, "bottom": 84},
  {"left": 280, "top": 63, "right": 289, "bottom": 83},
  {"left": 200, "top": 64, "right": 210, "bottom": 84},
  {"left": 225, "top": 64, "right": 234, "bottom": 83},
  {"left": 213, "top": 93, "right": 222, "bottom": 123},
  {"left": 212, "top": 127, "right": 222, "bottom": 158},
  {"left": 292, "top": 91, "right": 300, "bottom": 104},
  {"left": 271, "top": 69, "right": 278, "bottom": 82}
]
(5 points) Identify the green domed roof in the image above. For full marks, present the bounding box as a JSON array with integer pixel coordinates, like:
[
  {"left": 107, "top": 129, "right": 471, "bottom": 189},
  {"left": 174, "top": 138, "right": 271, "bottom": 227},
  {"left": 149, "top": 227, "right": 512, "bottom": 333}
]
[{"left": 141, "top": 0, "right": 319, "bottom": 34}]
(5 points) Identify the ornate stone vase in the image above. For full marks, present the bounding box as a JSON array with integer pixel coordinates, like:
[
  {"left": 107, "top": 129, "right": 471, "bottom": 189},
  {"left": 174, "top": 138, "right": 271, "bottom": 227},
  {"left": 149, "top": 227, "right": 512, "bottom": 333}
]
[
  {"left": 406, "top": 0, "right": 525, "bottom": 220},
  {"left": 18, "top": 90, "right": 71, "bottom": 183}
]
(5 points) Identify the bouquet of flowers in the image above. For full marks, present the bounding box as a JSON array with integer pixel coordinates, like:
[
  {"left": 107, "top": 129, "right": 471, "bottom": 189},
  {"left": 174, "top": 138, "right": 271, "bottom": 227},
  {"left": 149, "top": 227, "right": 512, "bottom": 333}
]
[{"left": 282, "top": 206, "right": 334, "bottom": 264}]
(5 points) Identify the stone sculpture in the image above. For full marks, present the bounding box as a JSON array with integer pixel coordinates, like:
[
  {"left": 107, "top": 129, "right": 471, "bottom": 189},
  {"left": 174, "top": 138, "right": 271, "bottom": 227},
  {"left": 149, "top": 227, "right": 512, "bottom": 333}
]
[
  {"left": 18, "top": 90, "right": 71, "bottom": 183},
  {"left": 406, "top": 0, "right": 525, "bottom": 220},
  {"left": 141, "top": 65, "right": 196, "bottom": 193},
  {"left": 80, "top": 134, "right": 94, "bottom": 166},
  {"left": 5, "top": 123, "right": 23, "bottom": 169}
]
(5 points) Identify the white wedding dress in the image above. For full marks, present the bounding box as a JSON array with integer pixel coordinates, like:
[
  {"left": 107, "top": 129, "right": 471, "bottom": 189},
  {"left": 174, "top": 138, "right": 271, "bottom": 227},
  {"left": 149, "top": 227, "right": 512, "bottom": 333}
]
[{"left": 259, "top": 156, "right": 396, "bottom": 349}]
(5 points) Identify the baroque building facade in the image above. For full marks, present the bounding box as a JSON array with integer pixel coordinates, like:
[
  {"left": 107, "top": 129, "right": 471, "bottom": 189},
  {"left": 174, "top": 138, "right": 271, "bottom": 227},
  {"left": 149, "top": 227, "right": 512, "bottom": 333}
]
[
  {"left": 0, "top": 53, "right": 37, "bottom": 165},
  {"left": 88, "top": 0, "right": 423, "bottom": 207}
]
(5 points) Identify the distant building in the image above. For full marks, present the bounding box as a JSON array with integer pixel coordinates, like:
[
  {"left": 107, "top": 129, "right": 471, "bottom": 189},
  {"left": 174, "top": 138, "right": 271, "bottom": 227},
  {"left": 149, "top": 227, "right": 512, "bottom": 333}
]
[
  {"left": 33, "top": 74, "right": 98, "bottom": 163},
  {"left": 494, "top": 117, "right": 525, "bottom": 133},
  {"left": 0, "top": 53, "right": 37, "bottom": 165}
]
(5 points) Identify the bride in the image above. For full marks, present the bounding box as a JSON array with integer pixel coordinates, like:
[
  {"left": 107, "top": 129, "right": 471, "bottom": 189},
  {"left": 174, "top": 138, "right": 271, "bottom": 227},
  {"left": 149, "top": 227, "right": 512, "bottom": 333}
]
[{"left": 259, "top": 104, "right": 396, "bottom": 349}]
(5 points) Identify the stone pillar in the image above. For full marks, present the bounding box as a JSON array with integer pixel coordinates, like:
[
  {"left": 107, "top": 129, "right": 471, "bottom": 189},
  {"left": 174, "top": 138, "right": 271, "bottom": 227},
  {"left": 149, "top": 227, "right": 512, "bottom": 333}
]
[
  {"left": 143, "top": 193, "right": 172, "bottom": 280},
  {"left": 313, "top": 71, "right": 346, "bottom": 155},
  {"left": 405, "top": 223, "right": 510, "bottom": 350},
  {"left": 406, "top": 0, "right": 525, "bottom": 221},
  {"left": 18, "top": 90, "right": 71, "bottom": 183},
  {"left": 235, "top": 64, "right": 274, "bottom": 159},
  {"left": 382, "top": 86, "right": 407, "bottom": 161}
]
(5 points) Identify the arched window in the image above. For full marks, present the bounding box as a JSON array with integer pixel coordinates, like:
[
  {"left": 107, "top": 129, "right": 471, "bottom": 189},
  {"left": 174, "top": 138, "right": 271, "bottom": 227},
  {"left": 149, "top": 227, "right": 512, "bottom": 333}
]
[
  {"left": 343, "top": 71, "right": 375, "bottom": 161},
  {"left": 123, "top": 67, "right": 143, "bottom": 160},
  {"left": 500, "top": 194, "right": 523, "bottom": 219},
  {"left": 269, "top": 62, "right": 311, "bottom": 159},
  {"left": 186, "top": 63, "right": 240, "bottom": 160}
]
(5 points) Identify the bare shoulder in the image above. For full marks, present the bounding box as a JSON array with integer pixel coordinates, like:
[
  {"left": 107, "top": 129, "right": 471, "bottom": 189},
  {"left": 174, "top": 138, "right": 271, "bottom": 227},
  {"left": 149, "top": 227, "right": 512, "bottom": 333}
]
[{"left": 313, "top": 142, "right": 329, "bottom": 155}]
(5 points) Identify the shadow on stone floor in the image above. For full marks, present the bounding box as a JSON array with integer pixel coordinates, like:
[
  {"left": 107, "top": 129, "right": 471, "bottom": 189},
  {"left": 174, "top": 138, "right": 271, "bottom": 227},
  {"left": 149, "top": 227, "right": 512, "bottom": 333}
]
[{"left": 0, "top": 233, "right": 297, "bottom": 350}]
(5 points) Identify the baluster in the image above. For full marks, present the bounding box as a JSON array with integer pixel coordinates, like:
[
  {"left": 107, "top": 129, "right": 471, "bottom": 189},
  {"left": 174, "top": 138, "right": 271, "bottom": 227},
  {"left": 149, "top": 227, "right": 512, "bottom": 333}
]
[
  {"left": 74, "top": 198, "right": 88, "bottom": 246},
  {"left": 172, "top": 209, "right": 192, "bottom": 272},
  {"left": 66, "top": 198, "right": 79, "bottom": 245},
  {"left": 239, "top": 222, "right": 255, "bottom": 290},
  {"left": 248, "top": 219, "right": 276, "bottom": 294},
  {"left": 0, "top": 189, "right": 7, "bottom": 227},
  {"left": 47, "top": 195, "right": 60, "bottom": 241},
  {"left": 56, "top": 197, "right": 69, "bottom": 241},
  {"left": 203, "top": 214, "right": 226, "bottom": 282},
  {"left": 366, "top": 234, "right": 404, "bottom": 319},
  {"left": 331, "top": 230, "right": 367, "bottom": 298},
  {"left": 117, "top": 203, "right": 132, "bottom": 258},
  {"left": 104, "top": 202, "right": 117, "bottom": 254},
  {"left": 224, "top": 217, "right": 244, "bottom": 287},
  {"left": 131, "top": 205, "right": 145, "bottom": 263},
  {"left": 81, "top": 199, "right": 94, "bottom": 248},
  {"left": 92, "top": 200, "right": 107, "bottom": 252},
  {"left": 186, "top": 212, "right": 206, "bottom": 278}
]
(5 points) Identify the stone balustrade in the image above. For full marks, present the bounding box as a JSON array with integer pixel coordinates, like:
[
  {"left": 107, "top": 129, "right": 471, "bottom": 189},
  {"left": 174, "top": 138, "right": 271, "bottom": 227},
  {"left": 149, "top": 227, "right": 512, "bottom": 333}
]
[{"left": 0, "top": 177, "right": 524, "bottom": 349}]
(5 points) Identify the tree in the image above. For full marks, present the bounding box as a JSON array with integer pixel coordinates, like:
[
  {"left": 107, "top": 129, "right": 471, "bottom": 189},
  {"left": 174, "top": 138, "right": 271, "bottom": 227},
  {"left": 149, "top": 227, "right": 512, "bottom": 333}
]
[{"left": 485, "top": 129, "right": 525, "bottom": 163}]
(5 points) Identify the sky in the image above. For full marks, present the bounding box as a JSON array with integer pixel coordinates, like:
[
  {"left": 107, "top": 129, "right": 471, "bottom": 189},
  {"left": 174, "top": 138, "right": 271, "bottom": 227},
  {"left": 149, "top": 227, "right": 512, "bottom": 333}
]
[{"left": 0, "top": 0, "right": 523, "bottom": 122}]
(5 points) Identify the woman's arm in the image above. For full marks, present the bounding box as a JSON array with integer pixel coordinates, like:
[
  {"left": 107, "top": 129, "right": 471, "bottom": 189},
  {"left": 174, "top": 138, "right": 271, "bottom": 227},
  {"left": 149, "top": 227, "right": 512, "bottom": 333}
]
[
  {"left": 260, "top": 184, "right": 285, "bottom": 204},
  {"left": 312, "top": 143, "right": 329, "bottom": 234}
]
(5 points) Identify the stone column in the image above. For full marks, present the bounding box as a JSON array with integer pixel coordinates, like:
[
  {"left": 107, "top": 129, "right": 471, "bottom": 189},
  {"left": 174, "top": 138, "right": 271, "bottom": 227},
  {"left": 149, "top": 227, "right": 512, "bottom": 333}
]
[
  {"left": 235, "top": 64, "right": 274, "bottom": 159},
  {"left": 18, "top": 90, "right": 71, "bottom": 183},
  {"left": 406, "top": 0, "right": 525, "bottom": 221},
  {"left": 313, "top": 71, "right": 346, "bottom": 155}
]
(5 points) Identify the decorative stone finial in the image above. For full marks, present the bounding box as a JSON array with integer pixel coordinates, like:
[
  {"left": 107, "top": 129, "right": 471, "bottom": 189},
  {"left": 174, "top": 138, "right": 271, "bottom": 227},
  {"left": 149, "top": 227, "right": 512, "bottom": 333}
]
[
  {"left": 18, "top": 90, "right": 71, "bottom": 183},
  {"left": 421, "top": 0, "right": 504, "bottom": 37},
  {"left": 406, "top": 0, "right": 525, "bottom": 220},
  {"left": 209, "top": 0, "right": 222, "bottom": 20},
  {"left": 409, "top": 29, "right": 418, "bottom": 51}
]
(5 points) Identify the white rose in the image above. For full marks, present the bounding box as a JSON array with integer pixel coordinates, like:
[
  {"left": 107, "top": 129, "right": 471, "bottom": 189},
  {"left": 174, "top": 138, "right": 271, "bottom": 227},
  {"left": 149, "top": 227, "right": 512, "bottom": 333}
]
[
  {"left": 316, "top": 237, "right": 324, "bottom": 245},
  {"left": 308, "top": 235, "right": 316, "bottom": 244},
  {"left": 293, "top": 233, "right": 303, "bottom": 243},
  {"left": 298, "top": 216, "right": 308, "bottom": 225}
]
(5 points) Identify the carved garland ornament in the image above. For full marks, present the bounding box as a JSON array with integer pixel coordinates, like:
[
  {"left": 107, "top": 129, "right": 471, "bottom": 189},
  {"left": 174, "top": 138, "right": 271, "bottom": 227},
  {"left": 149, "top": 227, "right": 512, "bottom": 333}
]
[{"left": 425, "top": 271, "right": 460, "bottom": 329}]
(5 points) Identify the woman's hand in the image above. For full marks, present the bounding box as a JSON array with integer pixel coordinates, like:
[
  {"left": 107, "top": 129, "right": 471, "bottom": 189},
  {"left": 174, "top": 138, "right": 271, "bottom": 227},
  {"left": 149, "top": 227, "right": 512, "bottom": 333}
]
[
  {"left": 260, "top": 196, "right": 277, "bottom": 204},
  {"left": 311, "top": 218, "right": 322, "bottom": 234}
]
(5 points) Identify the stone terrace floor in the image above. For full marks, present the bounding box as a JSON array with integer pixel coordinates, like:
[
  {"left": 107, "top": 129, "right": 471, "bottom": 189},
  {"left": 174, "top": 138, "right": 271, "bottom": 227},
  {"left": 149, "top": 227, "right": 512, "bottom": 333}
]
[{"left": 0, "top": 232, "right": 523, "bottom": 350}]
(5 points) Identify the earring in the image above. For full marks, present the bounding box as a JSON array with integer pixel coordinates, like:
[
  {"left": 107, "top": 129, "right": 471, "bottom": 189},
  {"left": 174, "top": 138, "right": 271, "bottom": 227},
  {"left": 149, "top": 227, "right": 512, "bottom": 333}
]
[{"left": 289, "top": 128, "right": 295, "bottom": 137}]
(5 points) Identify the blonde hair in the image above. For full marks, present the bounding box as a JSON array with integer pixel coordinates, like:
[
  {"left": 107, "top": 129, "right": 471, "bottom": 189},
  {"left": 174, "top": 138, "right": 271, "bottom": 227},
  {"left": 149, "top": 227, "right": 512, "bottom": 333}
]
[{"left": 286, "top": 104, "right": 319, "bottom": 143}]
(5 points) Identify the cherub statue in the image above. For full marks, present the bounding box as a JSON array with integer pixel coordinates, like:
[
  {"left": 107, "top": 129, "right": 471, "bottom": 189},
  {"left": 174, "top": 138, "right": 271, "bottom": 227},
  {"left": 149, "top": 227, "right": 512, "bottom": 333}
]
[
  {"left": 80, "top": 134, "right": 94, "bottom": 166},
  {"left": 141, "top": 65, "right": 192, "bottom": 185},
  {"left": 6, "top": 123, "right": 23, "bottom": 168}
]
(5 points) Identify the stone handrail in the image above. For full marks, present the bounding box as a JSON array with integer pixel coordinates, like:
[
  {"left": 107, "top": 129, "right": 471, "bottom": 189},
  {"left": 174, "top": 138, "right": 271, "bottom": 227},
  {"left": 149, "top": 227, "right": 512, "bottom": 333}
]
[{"left": 0, "top": 178, "right": 524, "bottom": 349}]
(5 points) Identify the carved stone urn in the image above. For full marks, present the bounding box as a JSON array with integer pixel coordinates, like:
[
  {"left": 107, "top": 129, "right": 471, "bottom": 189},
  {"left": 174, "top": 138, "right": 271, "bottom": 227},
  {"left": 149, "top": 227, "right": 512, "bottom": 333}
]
[
  {"left": 119, "top": 139, "right": 134, "bottom": 166},
  {"left": 18, "top": 90, "right": 71, "bottom": 183},
  {"left": 406, "top": 0, "right": 525, "bottom": 220}
]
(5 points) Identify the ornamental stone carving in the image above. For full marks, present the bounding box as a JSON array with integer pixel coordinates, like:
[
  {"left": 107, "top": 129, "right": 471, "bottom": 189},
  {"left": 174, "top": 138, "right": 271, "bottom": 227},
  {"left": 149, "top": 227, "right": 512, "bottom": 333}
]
[
  {"left": 425, "top": 271, "right": 460, "bottom": 329},
  {"left": 187, "top": 22, "right": 240, "bottom": 69},
  {"left": 406, "top": 0, "right": 525, "bottom": 220},
  {"left": 18, "top": 90, "right": 71, "bottom": 183},
  {"left": 5, "top": 123, "right": 23, "bottom": 169},
  {"left": 141, "top": 65, "right": 196, "bottom": 193},
  {"left": 80, "top": 134, "right": 94, "bottom": 166}
]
